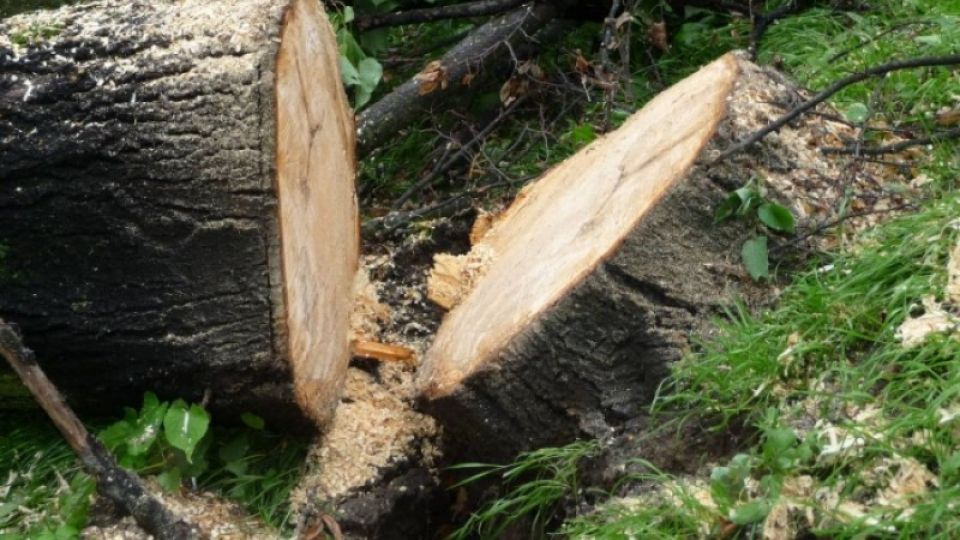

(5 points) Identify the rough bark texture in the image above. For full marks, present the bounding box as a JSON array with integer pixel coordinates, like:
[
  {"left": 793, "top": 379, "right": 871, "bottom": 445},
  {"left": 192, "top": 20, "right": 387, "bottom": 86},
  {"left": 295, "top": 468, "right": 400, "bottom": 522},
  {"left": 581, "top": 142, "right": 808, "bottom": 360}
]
[
  {"left": 356, "top": 0, "right": 571, "bottom": 156},
  {"left": 0, "top": 0, "right": 357, "bottom": 427},
  {"left": 418, "top": 53, "right": 866, "bottom": 462}
]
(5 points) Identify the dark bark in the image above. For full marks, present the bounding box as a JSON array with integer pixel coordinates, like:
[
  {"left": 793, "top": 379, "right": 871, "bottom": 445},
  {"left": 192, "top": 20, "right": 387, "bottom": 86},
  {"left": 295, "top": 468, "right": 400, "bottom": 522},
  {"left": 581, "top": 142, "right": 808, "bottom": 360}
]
[
  {"left": 0, "top": 320, "right": 201, "bottom": 540},
  {"left": 423, "top": 168, "right": 749, "bottom": 463},
  {"left": 353, "top": 0, "right": 525, "bottom": 32},
  {"left": 0, "top": 0, "right": 353, "bottom": 427},
  {"left": 356, "top": 0, "right": 572, "bottom": 156}
]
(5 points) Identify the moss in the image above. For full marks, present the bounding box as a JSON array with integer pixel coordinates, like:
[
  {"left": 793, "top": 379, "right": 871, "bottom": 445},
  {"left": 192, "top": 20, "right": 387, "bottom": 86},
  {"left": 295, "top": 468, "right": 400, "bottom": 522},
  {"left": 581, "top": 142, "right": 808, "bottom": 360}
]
[
  {"left": 8, "top": 20, "right": 62, "bottom": 46},
  {"left": 0, "top": 0, "right": 75, "bottom": 19}
]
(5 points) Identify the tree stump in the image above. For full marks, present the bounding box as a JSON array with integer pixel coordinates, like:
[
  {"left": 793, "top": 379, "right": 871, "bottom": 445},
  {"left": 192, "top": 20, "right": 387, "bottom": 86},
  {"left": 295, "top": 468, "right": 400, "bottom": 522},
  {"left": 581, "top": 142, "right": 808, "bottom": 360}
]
[
  {"left": 417, "top": 52, "right": 864, "bottom": 460},
  {"left": 0, "top": 0, "right": 357, "bottom": 427}
]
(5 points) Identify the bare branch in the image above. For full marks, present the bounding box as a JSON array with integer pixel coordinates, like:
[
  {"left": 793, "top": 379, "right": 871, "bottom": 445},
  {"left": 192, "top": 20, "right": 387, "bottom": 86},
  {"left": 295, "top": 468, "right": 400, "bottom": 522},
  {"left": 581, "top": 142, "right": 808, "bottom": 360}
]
[
  {"left": 822, "top": 126, "right": 960, "bottom": 156},
  {"left": 712, "top": 54, "right": 960, "bottom": 163},
  {"left": 0, "top": 320, "right": 201, "bottom": 540},
  {"left": 357, "top": 0, "right": 572, "bottom": 156}
]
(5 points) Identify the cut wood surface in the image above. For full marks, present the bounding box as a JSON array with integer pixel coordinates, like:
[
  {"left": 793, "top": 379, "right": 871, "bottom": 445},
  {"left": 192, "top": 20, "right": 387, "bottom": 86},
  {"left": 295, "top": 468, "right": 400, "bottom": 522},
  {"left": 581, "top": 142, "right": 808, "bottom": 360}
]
[
  {"left": 416, "top": 52, "right": 869, "bottom": 460},
  {"left": 0, "top": 0, "right": 357, "bottom": 427}
]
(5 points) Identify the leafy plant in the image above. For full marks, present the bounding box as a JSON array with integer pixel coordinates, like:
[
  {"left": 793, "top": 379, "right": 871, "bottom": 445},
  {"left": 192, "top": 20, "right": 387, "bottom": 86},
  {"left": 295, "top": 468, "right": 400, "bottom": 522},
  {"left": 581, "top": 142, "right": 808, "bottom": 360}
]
[
  {"left": 715, "top": 182, "right": 796, "bottom": 280},
  {"left": 98, "top": 392, "right": 211, "bottom": 486},
  {"left": 96, "top": 393, "right": 307, "bottom": 528},
  {"left": 332, "top": 3, "right": 390, "bottom": 108}
]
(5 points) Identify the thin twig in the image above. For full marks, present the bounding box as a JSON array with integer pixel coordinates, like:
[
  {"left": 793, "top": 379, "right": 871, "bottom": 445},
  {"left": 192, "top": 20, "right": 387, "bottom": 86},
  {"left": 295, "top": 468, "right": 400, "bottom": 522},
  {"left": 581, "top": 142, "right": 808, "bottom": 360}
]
[
  {"left": 772, "top": 202, "right": 918, "bottom": 253},
  {"left": 822, "top": 126, "right": 960, "bottom": 156},
  {"left": 390, "top": 97, "right": 524, "bottom": 209},
  {"left": 712, "top": 54, "right": 960, "bottom": 163},
  {"left": 0, "top": 320, "right": 200, "bottom": 540}
]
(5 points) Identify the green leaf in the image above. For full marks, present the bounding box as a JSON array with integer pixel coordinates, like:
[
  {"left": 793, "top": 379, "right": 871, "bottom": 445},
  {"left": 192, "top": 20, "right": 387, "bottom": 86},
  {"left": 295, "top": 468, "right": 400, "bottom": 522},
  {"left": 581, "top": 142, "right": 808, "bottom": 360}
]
[
  {"left": 162, "top": 400, "right": 210, "bottom": 462},
  {"left": 219, "top": 433, "right": 250, "bottom": 465},
  {"left": 127, "top": 394, "right": 168, "bottom": 456},
  {"left": 240, "top": 412, "right": 265, "bottom": 430},
  {"left": 742, "top": 236, "right": 770, "bottom": 280},
  {"left": 734, "top": 187, "right": 758, "bottom": 216},
  {"left": 758, "top": 202, "right": 795, "bottom": 233},
  {"left": 156, "top": 468, "right": 182, "bottom": 492},
  {"left": 710, "top": 454, "right": 752, "bottom": 509},
  {"left": 942, "top": 451, "right": 960, "bottom": 478},
  {"left": 569, "top": 123, "right": 597, "bottom": 146},
  {"left": 715, "top": 192, "right": 742, "bottom": 223},
  {"left": 342, "top": 6, "right": 355, "bottom": 23},
  {"left": 358, "top": 58, "right": 382, "bottom": 85},
  {"left": 845, "top": 102, "right": 869, "bottom": 123},
  {"left": 339, "top": 55, "right": 361, "bottom": 86},
  {"left": 729, "top": 499, "right": 770, "bottom": 524}
]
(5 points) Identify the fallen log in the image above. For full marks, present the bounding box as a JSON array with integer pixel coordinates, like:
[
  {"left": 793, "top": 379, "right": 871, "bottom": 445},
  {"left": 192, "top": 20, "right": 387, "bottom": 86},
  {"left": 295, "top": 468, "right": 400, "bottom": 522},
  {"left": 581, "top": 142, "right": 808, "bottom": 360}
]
[
  {"left": 415, "top": 52, "right": 875, "bottom": 461},
  {"left": 356, "top": 0, "right": 571, "bottom": 156},
  {"left": 0, "top": 0, "right": 358, "bottom": 427}
]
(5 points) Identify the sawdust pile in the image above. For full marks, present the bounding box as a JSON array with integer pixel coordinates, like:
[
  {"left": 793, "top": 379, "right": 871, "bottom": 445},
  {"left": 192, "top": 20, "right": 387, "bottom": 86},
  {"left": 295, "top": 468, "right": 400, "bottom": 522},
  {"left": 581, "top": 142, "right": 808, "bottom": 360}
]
[
  {"left": 896, "top": 234, "right": 960, "bottom": 347},
  {"left": 426, "top": 245, "right": 496, "bottom": 311},
  {"left": 714, "top": 57, "right": 916, "bottom": 252},
  {"left": 291, "top": 253, "right": 445, "bottom": 520},
  {"left": 82, "top": 484, "right": 271, "bottom": 539},
  {"left": 289, "top": 365, "right": 440, "bottom": 517}
]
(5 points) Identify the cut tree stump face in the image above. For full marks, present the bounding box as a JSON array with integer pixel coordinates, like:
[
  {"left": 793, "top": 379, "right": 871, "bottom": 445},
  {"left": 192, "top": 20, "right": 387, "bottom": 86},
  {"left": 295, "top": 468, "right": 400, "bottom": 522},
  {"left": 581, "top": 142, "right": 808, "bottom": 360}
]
[
  {"left": 0, "top": 0, "right": 357, "bottom": 427},
  {"left": 276, "top": 0, "right": 359, "bottom": 423},
  {"left": 419, "top": 55, "right": 739, "bottom": 398}
]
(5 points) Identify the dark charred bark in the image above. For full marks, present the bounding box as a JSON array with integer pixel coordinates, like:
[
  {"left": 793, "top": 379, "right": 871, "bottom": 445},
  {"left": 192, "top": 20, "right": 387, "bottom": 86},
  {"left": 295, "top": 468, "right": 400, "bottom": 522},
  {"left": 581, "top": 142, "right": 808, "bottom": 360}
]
[{"left": 0, "top": 0, "right": 356, "bottom": 428}]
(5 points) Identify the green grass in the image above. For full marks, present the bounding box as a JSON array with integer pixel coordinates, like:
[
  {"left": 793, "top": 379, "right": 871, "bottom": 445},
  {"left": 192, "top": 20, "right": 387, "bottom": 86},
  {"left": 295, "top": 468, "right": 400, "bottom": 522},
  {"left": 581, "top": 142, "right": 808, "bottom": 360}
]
[
  {"left": 0, "top": 409, "right": 308, "bottom": 537},
  {"left": 0, "top": 416, "right": 91, "bottom": 539},
  {"left": 448, "top": 442, "right": 598, "bottom": 540}
]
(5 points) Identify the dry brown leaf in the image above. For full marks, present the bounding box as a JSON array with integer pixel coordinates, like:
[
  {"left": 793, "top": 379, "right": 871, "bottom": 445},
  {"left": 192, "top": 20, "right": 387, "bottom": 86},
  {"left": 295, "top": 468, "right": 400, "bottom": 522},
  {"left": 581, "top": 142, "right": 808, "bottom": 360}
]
[
  {"left": 572, "top": 49, "right": 591, "bottom": 74},
  {"left": 415, "top": 60, "right": 447, "bottom": 95},
  {"left": 499, "top": 76, "right": 527, "bottom": 106},
  {"left": 461, "top": 71, "right": 476, "bottom": 87},
  {"left": 876, "top": 458, "right": 938, "bottom": 508},
  {"left": 647, "top": 21, "right": 669, "bottom": 52},
  {"left": 936, "top": 108, "right": 960, "bottom": 127}
]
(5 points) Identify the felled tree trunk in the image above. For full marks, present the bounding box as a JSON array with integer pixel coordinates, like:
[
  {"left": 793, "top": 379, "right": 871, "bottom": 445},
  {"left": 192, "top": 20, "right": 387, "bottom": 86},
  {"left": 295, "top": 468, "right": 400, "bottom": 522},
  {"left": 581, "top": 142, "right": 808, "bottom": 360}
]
[
  {"left": 416, "top": 52, "right": 858, "bottom": 461},
  {"left": 0, "top": 0, "right": 358, "bottom": 428}
]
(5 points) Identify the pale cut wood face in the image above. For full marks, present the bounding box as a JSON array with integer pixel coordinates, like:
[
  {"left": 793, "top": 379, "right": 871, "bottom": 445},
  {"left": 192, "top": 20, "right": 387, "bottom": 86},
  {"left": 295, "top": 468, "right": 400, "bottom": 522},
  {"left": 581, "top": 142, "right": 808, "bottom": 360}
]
[
  {"left": 421, "top": 54, "right": 740, "bottom": 397},
  {"left": 275, "top": 0, "right": 358, "bottom": 423}
]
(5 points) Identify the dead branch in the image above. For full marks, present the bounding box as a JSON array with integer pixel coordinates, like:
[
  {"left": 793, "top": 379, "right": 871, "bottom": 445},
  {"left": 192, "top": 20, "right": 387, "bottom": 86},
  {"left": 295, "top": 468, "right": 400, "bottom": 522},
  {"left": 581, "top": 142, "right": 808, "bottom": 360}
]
[
  {"left": 712, "top": 54, "right": 960, "bottom": 163},
  {"left": 822, "top": 126, "right": 960, "bottom": 156},
  {"left": 353, "top": 0, "right": 526, "bottom": 32},
  {"left": 0, "top": 320, "right": 201, "bottom": 540},
  {"left": 356, "top": 0, "right": 572, "bottom": 156},
  {"left": 390, "top": 97, "right": 524, "bottom": 209}
]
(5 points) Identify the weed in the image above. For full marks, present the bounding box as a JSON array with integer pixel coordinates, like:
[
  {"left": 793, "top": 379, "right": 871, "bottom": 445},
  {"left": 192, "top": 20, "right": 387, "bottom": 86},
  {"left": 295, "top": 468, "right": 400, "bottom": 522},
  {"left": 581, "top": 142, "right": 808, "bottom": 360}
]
[
  {"left": 447, "top": 441, "right": 597, "bottom": 540},
  {"left": 0, "top": 395, "right": 308, "bottom": 535}
]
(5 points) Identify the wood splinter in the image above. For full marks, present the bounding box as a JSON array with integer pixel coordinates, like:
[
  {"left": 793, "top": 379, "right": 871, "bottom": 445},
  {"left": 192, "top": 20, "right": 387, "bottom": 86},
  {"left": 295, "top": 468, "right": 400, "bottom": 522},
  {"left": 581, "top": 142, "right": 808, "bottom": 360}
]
[
  {"left": 351, "top": 340, "right": 417, "bottom": 366},
  {"left": 0, "top": 319, "right": 201, "bottom": 540}
]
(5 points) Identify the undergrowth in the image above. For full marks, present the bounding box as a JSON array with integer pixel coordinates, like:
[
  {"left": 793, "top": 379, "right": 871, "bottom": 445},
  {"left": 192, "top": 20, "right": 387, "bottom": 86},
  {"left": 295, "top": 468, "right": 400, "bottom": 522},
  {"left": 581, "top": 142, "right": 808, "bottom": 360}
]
[{"left": 0, "top": 399, "right": 307, "bottom": 538}]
